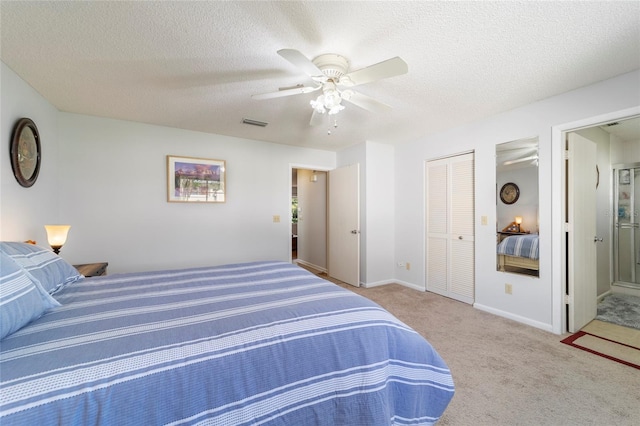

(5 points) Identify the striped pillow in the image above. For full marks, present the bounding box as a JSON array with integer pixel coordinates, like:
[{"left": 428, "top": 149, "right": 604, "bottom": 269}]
[
  {"left": 0, "top": 251, "right": 60, "bottom": 339},
  {"left": 0, "top": 242, "right": 83, "bottom": 294}
]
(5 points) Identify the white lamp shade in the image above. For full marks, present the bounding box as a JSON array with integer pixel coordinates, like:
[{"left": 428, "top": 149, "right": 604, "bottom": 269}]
[
  {"left": 515, "top": 216, "right": 523, "bottom": 225},
  {"left": 45, "top": 225, "right": 71, "bottom": 247}
]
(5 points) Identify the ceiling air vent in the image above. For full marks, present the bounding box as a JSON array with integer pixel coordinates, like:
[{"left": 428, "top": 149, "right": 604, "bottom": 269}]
[{"left": 242, "top": 118, "right": 268, "bottom": 127}]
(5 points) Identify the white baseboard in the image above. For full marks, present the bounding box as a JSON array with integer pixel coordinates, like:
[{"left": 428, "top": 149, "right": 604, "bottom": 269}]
[
  {"left": 474, "top": 303, "right": 554, "bottom": 333},
  {"left": 362, "top": 279, "right": 393, "bottom": 288},
  {"left": 598, "top": 289, "right": 613, "bottom": 303},
  {"left": 357, "top": 279, "right": 555, "bottom": 334},
  {"left": 294, "top": 259, "right": 327, "bottom": 274},
  {"left": 361, "top": 279, "right": 425, "bottom": 292},
  {"left": 393, "top": 280, "right": 425, "bottom": 292},
  {"left": 611, "top": 283, "right": 640, "bottom": 297}
]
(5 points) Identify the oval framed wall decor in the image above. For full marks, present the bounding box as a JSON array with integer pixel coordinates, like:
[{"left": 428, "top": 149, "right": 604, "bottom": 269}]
[
  {"left": 499, "top": 182, "right": 520, "bottom": 205},
  {"left": 10, "top": 118, "right": 41, "bottom": 188}
]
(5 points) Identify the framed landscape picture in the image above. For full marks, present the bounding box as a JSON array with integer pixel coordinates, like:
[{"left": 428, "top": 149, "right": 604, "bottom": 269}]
[{"left": 167, "top": 155, "right": 226, "bottom": 203}]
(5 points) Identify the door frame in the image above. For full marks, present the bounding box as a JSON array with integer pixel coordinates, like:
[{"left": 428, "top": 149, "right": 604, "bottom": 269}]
[
  {"left": 289, "top": 163, "right": 332, "bottom": 265},
  {"left": 551, "top": 106, "right": 640, "bottom": 334}
]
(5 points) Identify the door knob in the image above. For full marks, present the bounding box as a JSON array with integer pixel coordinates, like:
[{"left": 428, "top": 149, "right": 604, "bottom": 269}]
[
  {"left": 351, "top": 230, "right": 359, "bottom": 234},
  {"left": 458, "top": 236, "right": 463, "bottom": 240},
  {"left": 594, "top": 236, "right": 603, "bottom": 242}
]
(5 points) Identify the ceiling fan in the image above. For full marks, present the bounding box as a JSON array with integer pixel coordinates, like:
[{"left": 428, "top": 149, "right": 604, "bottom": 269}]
[{"left": 252, "top": 49, "right": 408, "bottom": 126}]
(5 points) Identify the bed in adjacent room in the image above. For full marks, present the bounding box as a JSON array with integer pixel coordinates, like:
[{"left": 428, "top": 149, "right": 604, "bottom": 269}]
[
  {"left": 0, "top": 242, "right": 454, "bottom": 425},
  {"left": 497, "top": 233, "right": 539, "bottom": 274}
]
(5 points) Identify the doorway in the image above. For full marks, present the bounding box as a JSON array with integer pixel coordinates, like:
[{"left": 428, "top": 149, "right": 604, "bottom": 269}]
[
  {"left": 558, "top": 113, "right": 640, "bottom": 333},
  {"left": 290, "top": 164, "right": 361, "bottom": 287},
  {"left": 291, "top": 168, "right": 327, "bottom": 273}
]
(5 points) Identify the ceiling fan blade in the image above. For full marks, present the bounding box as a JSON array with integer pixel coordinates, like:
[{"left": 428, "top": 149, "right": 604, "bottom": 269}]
[
  {"left": 309, "top": 109, "right": 324, "bottom": 126},
  {"left": 277, "top": 49, "right": 323, "bottom": 77},
  {"left": 342, "top": 57, "right": 408, "bottom": 86},
  {"left": 251, "top": 85, "right": 320, "bottom": 100},
  {"left": 343, "top": 91, "right": 392, "bottom": 113}
]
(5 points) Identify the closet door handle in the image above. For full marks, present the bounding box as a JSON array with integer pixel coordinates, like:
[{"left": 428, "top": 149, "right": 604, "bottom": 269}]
[{"left": 458, "top": 236, "right": 463, "bottom": 240}]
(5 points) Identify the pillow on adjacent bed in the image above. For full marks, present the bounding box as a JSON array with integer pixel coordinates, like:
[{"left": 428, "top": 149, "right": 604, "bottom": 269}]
[
  {"left": 0, "top": 251, "right": 61, "bottom": 340},
  {"left": 0, "top": 242, "right": 83, "bottom": 294}
]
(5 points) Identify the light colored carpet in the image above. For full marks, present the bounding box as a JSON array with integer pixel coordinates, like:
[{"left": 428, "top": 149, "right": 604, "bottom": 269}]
[
  {"left": 596, "top": 293, "right": 640, "bottom": 330},
  {"left": 317, "top": 273, "right": 640, "bottom": 425}
]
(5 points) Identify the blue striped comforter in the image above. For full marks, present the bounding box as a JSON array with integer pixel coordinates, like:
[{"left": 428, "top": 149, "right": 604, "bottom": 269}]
[
  {"left": 497, "top": 234, "right": 539, "bottom": 260},
  {"left": 0, "top": 261, "right": 454, "bottom": 425}
]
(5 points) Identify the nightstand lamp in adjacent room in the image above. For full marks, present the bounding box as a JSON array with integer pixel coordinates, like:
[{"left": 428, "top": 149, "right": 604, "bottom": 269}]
[
  {"left": 514, "top": 216, "right": 523, "bottom": 232},
  {"left": 45, "top": 225, "right": 70, "bottom": 254}
]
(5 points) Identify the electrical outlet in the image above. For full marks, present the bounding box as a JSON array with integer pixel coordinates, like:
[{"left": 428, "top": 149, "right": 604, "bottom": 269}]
[
  {"left": 406, "top": 262, "right": 411, "bottom": 270},
  {"left": 505, "top": 283, "right": 512, "bottom": 295},
  {"left": 481, "top": 215, "right": 488, "bottom": 225},
  {"left": 273, "top": 215, "right": 280, "bottom": 223}
]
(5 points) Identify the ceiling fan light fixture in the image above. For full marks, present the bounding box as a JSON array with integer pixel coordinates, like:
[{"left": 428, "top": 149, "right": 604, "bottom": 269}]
[
  {"left": 328, "top": 104, "right": 345, "bottom": 115},
  {"left": 310, "top": 82, "right": 347, "bottom": 115},
  {"left": 257, "top": 49, "right": 407, "bottom": 122},
  {"left": 310, "top": 96, "right": 327, "bottom": 114}
]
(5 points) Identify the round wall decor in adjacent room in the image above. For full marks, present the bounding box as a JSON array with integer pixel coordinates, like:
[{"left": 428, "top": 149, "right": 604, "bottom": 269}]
[
  {"left": 10, "top": 118, "right": 41, "bottom": 187},
  {"left": 499, "top": 182, "right": 520, "bottom": 205}
]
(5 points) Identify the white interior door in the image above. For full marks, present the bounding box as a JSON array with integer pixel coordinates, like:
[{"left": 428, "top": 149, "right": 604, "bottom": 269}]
[
  {"left": 450, "top": 155, "right": 475, "bottom": 302},
  {"left": 328, "top": 164, "right": 360, "bottom": 286},
  {"left": 567, "top": 133, "right": 598, "bottom": 332},
  {"left": 426, "top": 161, "right": 449, "bottom": 295}
]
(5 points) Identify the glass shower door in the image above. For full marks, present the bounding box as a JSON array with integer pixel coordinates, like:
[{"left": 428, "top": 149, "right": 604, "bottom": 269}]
[{"left": 614, "top": 164, "right": 640, "bottom": 286}]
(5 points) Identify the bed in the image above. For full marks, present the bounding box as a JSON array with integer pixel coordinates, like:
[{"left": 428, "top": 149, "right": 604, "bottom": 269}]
[
  {"left": 497, "top": 234, "right": 539, "bottom": 273},
  {"left": 0, "top": 242, "right": 454, "bottom": 425}
]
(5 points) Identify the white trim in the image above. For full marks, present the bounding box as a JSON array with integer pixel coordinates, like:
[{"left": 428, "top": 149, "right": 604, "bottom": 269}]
[
  {"left": 550, "top": 106, "right": 640, "bottom": 335},
  {"left": 597, "top": 289, "right": 612, "bottom": 303},
  {"left": 294, "top": 259, "right": 327, "bottom": 275},
  {"left": 611, "top": 283, "right": 640, "bottom": 297},
  {"left": 289, "top": 163, "right": 333, "bottom": 265},
  {"left": 474, "top": 303, "right": 554, "bottom": 333},
  {"left": 362, "top": 279, "right": 398, "bottom": 288},
  {"left": 393, "top": 280, "right": 425, "bottom": 292}
]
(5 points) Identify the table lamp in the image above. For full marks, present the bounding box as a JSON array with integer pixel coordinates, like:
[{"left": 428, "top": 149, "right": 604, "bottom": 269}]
[
  {"left": 45, "top": 225, "right": 70, "bottom": 254},
  {"left": 515, "top": 216, "right": 523, "bottom": 232}
]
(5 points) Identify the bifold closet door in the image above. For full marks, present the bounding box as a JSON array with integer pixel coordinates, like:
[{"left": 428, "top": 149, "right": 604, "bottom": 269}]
[{"left": 426, "top": 153, "right": 475, "bottom": 304}]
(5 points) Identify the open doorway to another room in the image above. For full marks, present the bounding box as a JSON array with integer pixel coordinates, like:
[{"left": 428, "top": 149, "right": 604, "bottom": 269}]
[
  {"left": 564, "top": 115, "right": 640, "bottom": 332},
  {"left": 291, "top": 168, "right": 328, "bottom": 273}
]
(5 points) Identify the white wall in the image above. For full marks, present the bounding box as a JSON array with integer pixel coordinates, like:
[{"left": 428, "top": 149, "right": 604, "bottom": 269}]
[
  {"left": 365, "top": 142, "right": 395, "bottom": 286},
  {"left": 336, "top": 141, "right": 396, "bottom": 287},
  {"left": 56, "top": 113, "right": 335, "bottom": 273},
  {"left": 395, "top": 70, "right": 640, "bottom": 333},
  {"left": 1, "top": 64, "right": 337, "bottom": 273},
  {"left": 1, "top": 63, "right": 62, "bottom": 243},
  {"left": 611, "top": 136, "right": 640, "bottom": 164}
]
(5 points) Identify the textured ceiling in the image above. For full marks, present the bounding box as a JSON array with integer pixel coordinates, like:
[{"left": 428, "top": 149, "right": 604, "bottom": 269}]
[{"left": 1, "top": 1, "right": 639, "bottom": 151}]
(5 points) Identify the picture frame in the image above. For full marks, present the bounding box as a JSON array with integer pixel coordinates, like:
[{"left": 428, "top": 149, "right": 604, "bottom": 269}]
[
  {"left": 619, "top": 169, "right": 630, "bottom": 185},
  {"left": 10, "top": 118, "right": 41, "bottom": 188},
  {"left": 167, "top": 155, "right": 226, "bottom": 203}
]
